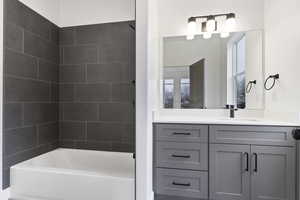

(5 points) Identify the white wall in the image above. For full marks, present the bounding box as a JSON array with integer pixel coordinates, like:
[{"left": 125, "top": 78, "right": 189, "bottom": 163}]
[
  {"left": 264, "top": 0, "right": 300, "bottom": 114},
  {"left": 18, "top": 0, "right": 135, "bottom": 27},
  {"left": 59, "top": 0, "right": 135, "bottom": 27},
  {"left": 0, "top": 0, "right": 3, "bottom": 194},
  {"left": 0, "top": 0, "right": 9, "bottom": 198},
  {"left": 245, "top": 31, "right": 264, "bottom": 109},
  {"left": 136, "top": 0, "right": 156, "bottom": 198},
  {"left": 18, "top": 0, "right": 60, "bottom": 25}
]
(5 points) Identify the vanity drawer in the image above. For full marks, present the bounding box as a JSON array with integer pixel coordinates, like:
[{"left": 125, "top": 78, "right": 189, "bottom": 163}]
[
  {"left": 210, "top": 125, "right": 295, "bottom": 146},
  {"left": 155, "top": 142, "right": 208, "bottom": 170},
  {"left": 155, "top": 194, "right": 200, "bottom": 200},
  {"left": 155, "top": 168, "right": 208, "bottom": 199},
  {"left": 154, "top": 124, "right": 208, "bottom": 143}
]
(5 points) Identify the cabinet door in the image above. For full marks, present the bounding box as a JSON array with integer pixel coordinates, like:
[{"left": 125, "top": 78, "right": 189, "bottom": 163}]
[
  {"left": 251, "top": 146, "right": 295, "bottom": 200},
  {"left": 210, "top": 144, "right": 250, "bottom": 200}
]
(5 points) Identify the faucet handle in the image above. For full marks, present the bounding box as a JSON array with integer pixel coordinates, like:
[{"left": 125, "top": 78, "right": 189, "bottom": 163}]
[{"left": 225, "top": 104, "right": 235, "bottom": 109}]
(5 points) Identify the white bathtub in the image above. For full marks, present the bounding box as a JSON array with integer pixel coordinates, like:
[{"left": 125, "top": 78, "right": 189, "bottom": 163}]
[{"left": 10, "top": 148, "right": 135, "bottom": 200}]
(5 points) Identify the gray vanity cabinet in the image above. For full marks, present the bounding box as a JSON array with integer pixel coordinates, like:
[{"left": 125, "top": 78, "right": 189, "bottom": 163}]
[
  {"left": 153, "top": 124, "right": 209, "bottom": 200},
  {"left": 156, "top": 142, "right": 208, "bottom": 170},
  {"left": 250, "top": 146, "right": 295, "bottom": 200},
  {"left": 209, "top": 125, "right": 295, "bottom": 146},
  {"left": 210, "top": 144, "right": 295, "bottom": 200},
  {"left": 209, "top": 144, "right": 250, "bottom": 200},
  {"left": 154, "top": 124, "right": 296, "bottom": 200},
  {"left": 210, "top": 125, "right": 296, "bottom": 200},
  {"left": 156, "top": 168, "right": 208, "bottom": 199},
  {"left": 155, "top": 124, "right": 208, "bottom": 143}
]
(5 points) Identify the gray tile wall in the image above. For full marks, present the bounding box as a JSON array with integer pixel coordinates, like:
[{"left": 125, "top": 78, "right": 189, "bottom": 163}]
[
  {"left": 59, "top": 22, "right": 135, "bottom": 152},
  {"left": 3, "top": 0, "right": 59, "bottom": 188}
]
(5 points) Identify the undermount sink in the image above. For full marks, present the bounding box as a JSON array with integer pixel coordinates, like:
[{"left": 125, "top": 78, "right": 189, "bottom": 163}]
[{"left": 218, "top": 118, "right": 261, "bottom": 122}]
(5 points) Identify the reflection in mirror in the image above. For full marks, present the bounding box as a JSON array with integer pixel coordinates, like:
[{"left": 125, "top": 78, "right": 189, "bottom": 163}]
[{"left": 162, "top": 30, "right": 263, "bottom": 110}]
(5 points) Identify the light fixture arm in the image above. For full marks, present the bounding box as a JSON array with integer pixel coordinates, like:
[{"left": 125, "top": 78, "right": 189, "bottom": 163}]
[{"left": 188, "top": 13, "right": 235, "bottom": 22}]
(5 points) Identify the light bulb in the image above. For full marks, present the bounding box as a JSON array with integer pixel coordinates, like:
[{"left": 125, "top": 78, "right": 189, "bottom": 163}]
[
  {"left": 187, "top": 17, "right": 196, "bottom": 40},
  {"left": 186, "top": 34, "right": 194, "bottom": 40},
  {"left": 221, "top": 32, "right": 230, "bottom": 38},
  {"left": 201, "top": 22, "right": 207, "bottom": 33},
  {"left": 226, "top": 13, "right": 236, "bottom": 31},
  {"left": 203, "top": 32, "right": 212, "bottom": 39},
  {"left": 206, "top": 16, "right": 216, "bottom": 32}
]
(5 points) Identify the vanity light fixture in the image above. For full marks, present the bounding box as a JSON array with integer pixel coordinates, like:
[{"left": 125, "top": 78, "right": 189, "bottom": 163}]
[
  {"left": 187, "top": 17, "right": 197, "bottom": 40},
  {"left": 226, "top": 13, "right": 236, "bottom": 30},
  {"left": 201, "top": 22, "right": 212, "bottom": 39},
  {"left": 187, "top": 13, "right": 236, "bottom": 40},
  {"left": 206, "top": 15, "right": 216, "bottom": 32},
  {"left": 203, "top": 32, "right": 212, "bottom": 39},
  {"left": 220, "top": 32, "right": 230, "bottom": 38}
]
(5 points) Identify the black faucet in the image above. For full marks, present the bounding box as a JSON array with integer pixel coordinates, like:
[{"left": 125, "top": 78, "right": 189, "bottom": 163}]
[{"left": 226, "top": 105, "right": 238, "bottom": 118}]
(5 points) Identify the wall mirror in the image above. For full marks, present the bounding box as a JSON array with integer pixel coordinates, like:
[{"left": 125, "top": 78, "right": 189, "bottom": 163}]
[{"left": 162, "top": 30, "right": 264, "bottom": 110}]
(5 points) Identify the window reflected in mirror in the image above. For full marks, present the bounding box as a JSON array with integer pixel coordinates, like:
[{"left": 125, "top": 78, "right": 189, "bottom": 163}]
[
  {"left": 233, "top": 34, "right": 246, "bottom": 109},
  {"left": 163, "top": 79, "right": 174, "bottom": 108},
  {"left": 180, "top": 78, "right": 190, "bottom": 108}
]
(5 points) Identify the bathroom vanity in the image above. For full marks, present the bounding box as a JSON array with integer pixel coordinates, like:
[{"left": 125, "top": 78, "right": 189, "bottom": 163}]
[
  {"left": 153, "top": 122, "right": 297, "bottom": 200},
  {"left": 153, "top": 22, "right": 299, "bottom": 200}
]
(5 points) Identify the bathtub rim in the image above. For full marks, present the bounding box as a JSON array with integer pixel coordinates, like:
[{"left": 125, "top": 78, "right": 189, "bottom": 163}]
[{"left": 11, "top": 148, "right": 135, "bottom": 180}]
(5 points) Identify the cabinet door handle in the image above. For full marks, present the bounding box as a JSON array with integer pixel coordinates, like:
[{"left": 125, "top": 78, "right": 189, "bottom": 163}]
[
  {"left": 171, "top": 154, "right": 191, "bottom": 158},
  {"left": 173, "top": 132, "right": 191, "bottom": 136},
  {"left": 172, "top": 182, "right": 191, "bottom": 187},
  {"left": 253, "top": 153, "right": 258, "bottom": 172},
  {"left": 244, "top": 152, "right": 249, "bottom": 172}
]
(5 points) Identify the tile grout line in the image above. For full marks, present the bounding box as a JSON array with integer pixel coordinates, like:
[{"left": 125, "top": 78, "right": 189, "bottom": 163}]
[
  {"left": 6, "top": 46, "right": 59, "bottom": 65},
  {"left": 85, "top": 64, "right": 88, "bottom": 82},
  {"left": 36, "top": 125, "right": 40, "bottom": 147},
  {"left": 85, "top": 121, "right": 88, "bottom": 142},
  {"left": 22, "top": 27, "right": 25, "bottom": 53},
  {"left": 4, "top": 121, "right": 59, "bottom": 132},
  {"left": 37, "top": 58, "right": 40, "bottom": 80},
  {"left": 5, "top": 74, "right": 54, "bottom": 84}
]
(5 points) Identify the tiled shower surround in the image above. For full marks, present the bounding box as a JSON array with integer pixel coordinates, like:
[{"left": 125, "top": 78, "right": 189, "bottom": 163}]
[
  {"left": 3, "top": 0, "right": 60, "bottom": 188},
  {"left": 3, "top": 0, "right": 135, "bottom": 188},
  {"left": 59, "top": 22, "right": 135, "bottom": 152}
]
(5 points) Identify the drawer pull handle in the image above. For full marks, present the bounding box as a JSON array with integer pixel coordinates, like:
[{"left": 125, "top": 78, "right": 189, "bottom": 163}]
[
  {"left": 171, "top": 154, "right": 191, "bottom": 158},
  {"left": 173, "top": 132, "right": 191, "bottom": 136},
  {"left": 172, "top": 182, "right": 191, "bottom": 187}
]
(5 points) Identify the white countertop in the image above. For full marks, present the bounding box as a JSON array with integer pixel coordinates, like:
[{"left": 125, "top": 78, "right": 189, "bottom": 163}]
[{"left": 153, "top": 118, "right": 300, "bottom": 127}]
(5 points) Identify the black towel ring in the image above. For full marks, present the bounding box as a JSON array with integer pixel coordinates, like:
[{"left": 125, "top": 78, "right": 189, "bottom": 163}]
[
  {"left": 264, "top": 74, "right": 279, "bottom": 91},
  {"left": 246, "top": 80, "right": 257, "bottom": 94}
]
